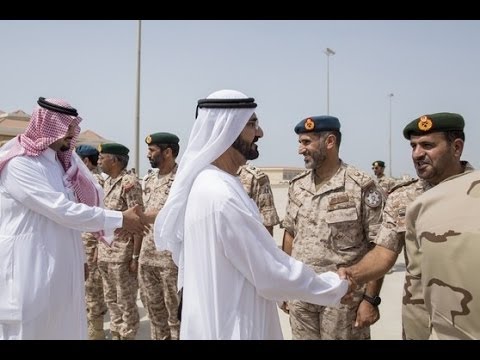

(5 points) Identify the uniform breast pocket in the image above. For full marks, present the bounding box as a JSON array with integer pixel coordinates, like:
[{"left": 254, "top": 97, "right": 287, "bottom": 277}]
[
  {"left": 325, "top": 207, "right": 359, "bottom": 249},
  {"left": 325, "top": 206, "right": 358, "bottom": 224}
]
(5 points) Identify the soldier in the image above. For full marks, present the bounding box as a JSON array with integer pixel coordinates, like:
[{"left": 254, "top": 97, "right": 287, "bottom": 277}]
[
  {"left": 281, "top": 115, "right": 384, "bottom": 340},
  {"left": 238, "top": 166, "right": 279, "bottom": 235},
  {"left": 75, "top": 144, "right": 107, "bottom": 340},
  {"left": 138, "top": 132, "right": 181, "bottom": 340},
  {"left": 339, "top": 112, "right": 474, "bottom": 339},
  {"left": 371, "top": 160, "right": 396, "bottom": 197},
  {"left": 96, "top": 143, "right": 144, "bottom": 340},
  {"left": 404, "top": 170, "right": 480, "bottom": 339}
]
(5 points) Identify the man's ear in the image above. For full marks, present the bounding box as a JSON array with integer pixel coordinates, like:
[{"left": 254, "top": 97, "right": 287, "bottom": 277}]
[{"left": 453, "top": 138, "right": 464, "bottom": 159}]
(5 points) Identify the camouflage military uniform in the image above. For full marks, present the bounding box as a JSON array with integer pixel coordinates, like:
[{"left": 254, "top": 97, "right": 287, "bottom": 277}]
[
  {"left": 97, "top": 169, "right": 143, "bottom": 340},
  {"left": 83, "top": 167, "right": 107, "bottom": 339},
  {"left": 404, "top": 170, "right": 480, "bottom": 339},
  {"left": 138, "top": 165, "right": 180, "bottom": 340},
  {"left": 281, "top": 161, "right": 383, "bottom": 339},
  {"left": 375, "top": 174, "right": 397, "bottom": 198},
  {"left": 237, "top": 164, "right": 280, "bottom": 228},
  {"left": 374, "top": 177, "right": 430, "bottom": 254},
  {"left": 397, "top": 161, "right": 473, "bottom": 339}
]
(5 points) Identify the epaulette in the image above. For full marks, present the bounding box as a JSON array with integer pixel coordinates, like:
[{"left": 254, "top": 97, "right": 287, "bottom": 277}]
[
  {"left": 289, "top": 169, "right": 311, "bottom": 184},
  {"left": 243, "top": 164, "right": 268, "bottom": 180},
  {"left": 388, "top": 177, "right": 418, "bottom": 194},
  {"left": 346, "top": 167, "right": 375, "bottom": 189}
]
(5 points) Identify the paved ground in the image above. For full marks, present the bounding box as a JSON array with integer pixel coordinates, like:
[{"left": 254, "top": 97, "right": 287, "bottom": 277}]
[{"left": 104, "top": 183, "right": 405, "bottom": 340}]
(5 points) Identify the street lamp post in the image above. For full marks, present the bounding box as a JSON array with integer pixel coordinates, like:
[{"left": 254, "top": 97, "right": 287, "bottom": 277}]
[
  {"left": 388, "top": 93, "right": 394, "bottom": 178},
  {"left": 134, "top": 20, "right": 142, "bottom": 175},
  {"left": 324, "top": 48, "right": 335, "bottom": 115}
]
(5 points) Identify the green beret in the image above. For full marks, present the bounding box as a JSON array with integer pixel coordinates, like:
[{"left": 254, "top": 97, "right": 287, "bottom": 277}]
[
  {"left": 145, "top": 132, "right": 179, "bottom": 145},
  {"left": 76, "top": 144, "right": 98, "bottom": 157},
  {"left": 372, "top": 160, "right": 385, "bottom": 168},
  {"left": 97, "top": 143, "right": 129, "bottom": 156},
  {"left": 294, "top": 115, "right": 341, "bottom": 134},
  {"left": 403, "top": 112, "right": 464, "bottom": 139}
]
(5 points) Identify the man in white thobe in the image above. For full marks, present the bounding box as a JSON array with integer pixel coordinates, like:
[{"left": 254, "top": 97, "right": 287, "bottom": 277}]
[
  {"left": 154, "top": 89, "right": 349, "bottom": 340},
  {"left": 0, "top": 97, "right": 147, "bottom": 340}
]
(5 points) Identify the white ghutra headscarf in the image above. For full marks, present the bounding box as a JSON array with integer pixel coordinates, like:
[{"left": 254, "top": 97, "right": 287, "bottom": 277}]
[{"left": 154, "top": 89, "right": 257, "bottom": 289}]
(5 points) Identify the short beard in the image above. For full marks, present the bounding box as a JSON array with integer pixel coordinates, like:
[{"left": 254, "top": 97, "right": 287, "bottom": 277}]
[
  {"left": 232, "top": 136, "right": 259, "bottom": 160},
  {"left": 149, "top": 159, "right": 159, "bottom": 168},
  {"left": 306, "top": 148, "right": 327, "bottom": 170}
]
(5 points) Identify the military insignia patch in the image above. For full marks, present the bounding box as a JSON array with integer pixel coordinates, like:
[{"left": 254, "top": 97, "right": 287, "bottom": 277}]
[
  {"left": 145, "top": 135, "right": 152, "bottom": 144},
  {"left": 418, "top": 115, "right": 433, "bottom": 132},
  {"left": 364, "top": 187, "right": 382, "bottom": 208},
  {"left": 305, "top": 118, "right": 315, "bottom": 131},
  {"left": 97, "top": 144, "right": 102, "bottom": 152}
]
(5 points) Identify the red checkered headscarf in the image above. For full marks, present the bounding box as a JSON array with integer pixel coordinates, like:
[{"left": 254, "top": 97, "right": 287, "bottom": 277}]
[{"left": 0, "top": 97, "right": 101, "bottom": 207}]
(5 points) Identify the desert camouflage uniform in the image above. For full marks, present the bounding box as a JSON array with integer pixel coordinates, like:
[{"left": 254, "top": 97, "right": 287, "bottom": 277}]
[
  {"left": 97, "top": 169, "right": 143, "bottom": 340},
  {"left": 83, "top": 168, "right": 107, "bottom": 339},
  {"left": 375, "top": 174, "right": 397, "bottom": 199},
  {"left": 281, "top": 161, "right": 383, "bottom": 339},
  {"left": 404, "top": 170, "right": 480, "bottom": 339},
  {"left": 237, "top": 164, "right": 280, "bottom": 228},
  {"left": 138, "top": 165, "right": 180, "bottom": 340},
  {"left": 398, "top": 161, "right": 473, "bottom": 339}
]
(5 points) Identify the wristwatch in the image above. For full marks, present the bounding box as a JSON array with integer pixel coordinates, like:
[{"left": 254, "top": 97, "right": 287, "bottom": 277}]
[
  {"left": 132, "top": 254, "right": 140, "bottom": 261},
  {"left": 363, "top": 293, "right": 381, "bottom": 307}
]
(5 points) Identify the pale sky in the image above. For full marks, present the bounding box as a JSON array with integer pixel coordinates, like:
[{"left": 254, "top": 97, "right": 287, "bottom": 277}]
[{"left": 1, "top": 20, "right": 479, "bottom": 177}]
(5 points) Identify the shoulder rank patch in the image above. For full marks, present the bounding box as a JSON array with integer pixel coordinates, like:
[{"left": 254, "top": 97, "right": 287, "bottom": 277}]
[
  {"left": 289, "top": 169, "right": 310, "bottom": 184},
  {"left": 364, "top": 187, "right": 382, "bottom": 208}
]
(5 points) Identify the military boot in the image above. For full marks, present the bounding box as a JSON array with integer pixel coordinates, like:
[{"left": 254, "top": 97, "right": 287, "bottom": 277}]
[{"left": 88, "top": 317, "right": 106, "bottom": 340}]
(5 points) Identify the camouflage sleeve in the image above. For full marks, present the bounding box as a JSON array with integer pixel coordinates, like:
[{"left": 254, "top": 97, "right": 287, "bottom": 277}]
[
  {"left": 252, "top": 176, "right": 280, "bottom": 227},
  {"left": 122, "top": 176, "right": 145, "bottom": 251},
  {"left": 362, "top": 183, "right": 383, "bottom": 244},
  {"left": 280, "top": 183, "right": 300, "bottom": 235},
  {"left": 402, "top": 200, "right": 431, "bottom": 340},
  {"left": 122, "top": 176, "right": 144, "bottom": 210},
  {"left": 374, "top": 193, "right": 405, "bottom": 254}
]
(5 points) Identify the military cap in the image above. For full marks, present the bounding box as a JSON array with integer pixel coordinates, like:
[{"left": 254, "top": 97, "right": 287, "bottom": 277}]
[
  {"left": 75, "top": 144, "right": 98, "bottom": 157},
  {"left": 294, "top": 115, "right": 341, "bottom": 134},
  {"left": 403, "top": 112, "right": 464, "bottom": 139},
  {"left": 372, "top": 160, "right": 385, "bottom": 168},
  {"left": 97, "top": 143, "right": 129, "bottom": 156},
  {"left": 145, "top": 132, "right": 179, "bottom": 145}
]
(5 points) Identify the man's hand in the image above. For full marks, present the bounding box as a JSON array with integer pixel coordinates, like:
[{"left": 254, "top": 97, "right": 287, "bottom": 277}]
[
  {"left": 122, "top": 204, "right": 150, "bottom": 235},
  {"left": 354, "top": 300, "right": 380, "bottom": 328},
  {"left": 338, "top": 267, "right": 358, "bottom": 305}
]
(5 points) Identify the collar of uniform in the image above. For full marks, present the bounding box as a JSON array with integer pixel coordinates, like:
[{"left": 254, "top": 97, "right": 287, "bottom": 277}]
[{"left": 307, "top": 161, "right": 347, "bottom": 195}]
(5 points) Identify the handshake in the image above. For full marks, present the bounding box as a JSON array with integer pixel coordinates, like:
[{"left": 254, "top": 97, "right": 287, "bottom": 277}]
[
  {"left": 278, "top": 267, "right": 360, "bottom": 314},
  {"left": 120, "top": 204, "right": 154, "bottom": 236},
  {"left": 337, "top": 267, "right": 360, "bottom": 304}
]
